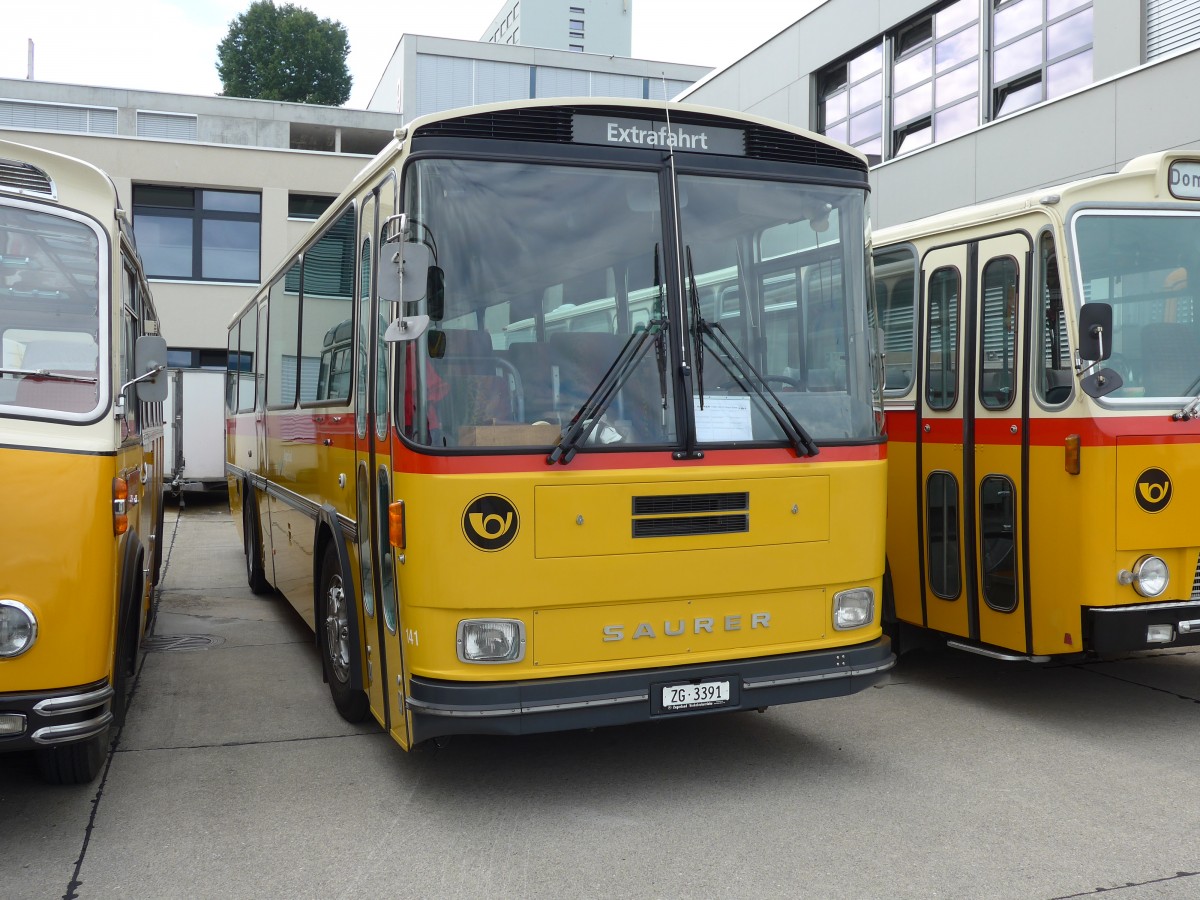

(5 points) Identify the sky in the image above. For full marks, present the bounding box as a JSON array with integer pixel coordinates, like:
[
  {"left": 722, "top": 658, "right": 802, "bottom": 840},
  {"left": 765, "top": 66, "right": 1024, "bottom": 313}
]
[{"left": 3, "top": 1, "right": 826, "bottom": 109}]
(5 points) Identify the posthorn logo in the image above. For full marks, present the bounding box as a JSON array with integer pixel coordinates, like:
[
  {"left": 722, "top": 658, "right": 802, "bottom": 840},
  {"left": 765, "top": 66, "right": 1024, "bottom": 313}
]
[
  {"left": 1135, "top": 468, "right": 1172, "bottom": 513},
  {"left": 462, "top": 494, "right": 519, "bottom": 551}
]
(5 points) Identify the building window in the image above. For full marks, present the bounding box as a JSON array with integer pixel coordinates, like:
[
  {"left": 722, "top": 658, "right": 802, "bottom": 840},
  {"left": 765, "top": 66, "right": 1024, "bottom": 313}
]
[
  {"left": 819, "top": 41, "right": 884, "bottom": 159},
  {"left": 288, "top": 193, "right": 335, "bottom": 220},
  {"left": 891, "top": 0, "right": 980, "bottom": 156},
  {"left": 569, "top": 18, "right": 585, "bottom": 30},
  {"left": 133, "top": 186, "right": 261, "bottom": 283},
  {"left": 569, "top": 44, "right": 584, "bottom": 52},
  {"left": 136, "top": 110, "right": 198, "bottom": 141},
  {"left": 992, "top": 0, "right": 1093, "bottom": 119},
  {"left": 570, "top": 6, "right": 585, "bottom": 12},
  {"left": 817, "top": 0, "right": 1092, "bottom": 163}
]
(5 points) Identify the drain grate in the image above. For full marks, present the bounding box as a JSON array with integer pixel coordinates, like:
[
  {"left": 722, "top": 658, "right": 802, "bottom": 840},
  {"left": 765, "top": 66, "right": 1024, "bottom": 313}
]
[{"left": 143, "top": 634, "right": 225, "bottom": 652}]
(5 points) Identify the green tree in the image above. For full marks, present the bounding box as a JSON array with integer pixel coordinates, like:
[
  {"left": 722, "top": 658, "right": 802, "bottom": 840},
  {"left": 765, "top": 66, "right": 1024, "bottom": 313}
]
[{"left": 216, "top": 1, "right": 352, "bottom": 106}]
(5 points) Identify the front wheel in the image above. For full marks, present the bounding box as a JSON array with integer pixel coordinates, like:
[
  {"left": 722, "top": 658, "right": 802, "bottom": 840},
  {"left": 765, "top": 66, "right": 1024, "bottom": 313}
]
[
  {"left": 244, "top": 501, "right": 272, "bottom": 596},
  {"left": 318, "top": 542, "right": 369, "bottom": 723},
  {"left": 35, "top": 731, "right": 108, "bottom": 785}
]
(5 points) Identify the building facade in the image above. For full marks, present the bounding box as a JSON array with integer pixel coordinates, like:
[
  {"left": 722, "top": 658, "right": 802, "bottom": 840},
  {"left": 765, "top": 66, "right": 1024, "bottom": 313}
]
[
  {"left": 367, "top": 34, "right": 705, "bottom": 120},
  {"left": 482, "top": 0, "right": 633, "bottom": 56},
  {"left": 682, "top": 0, "right": 1200, "bottom": 226},
  {"left": 0, "top": 78, "right": 398, "bottom": 357}
]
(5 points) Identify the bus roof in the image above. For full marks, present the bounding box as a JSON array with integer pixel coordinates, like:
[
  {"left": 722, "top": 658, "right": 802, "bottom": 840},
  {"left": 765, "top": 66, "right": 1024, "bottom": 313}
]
[{"left": 875, "top": 149, "right": 1200, "bottom": 249}]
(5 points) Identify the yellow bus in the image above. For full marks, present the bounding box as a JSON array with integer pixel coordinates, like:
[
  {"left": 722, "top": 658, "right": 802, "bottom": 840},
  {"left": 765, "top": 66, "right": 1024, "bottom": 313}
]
[
  {"left": 874, "top": 150, "right": 1200, "bottom": 661},
  {"left": 0, "top": 140, "right": 169, "bottom": 783},
  {"left": 227, "top": 98, "right": 893, "bottom": 750}
]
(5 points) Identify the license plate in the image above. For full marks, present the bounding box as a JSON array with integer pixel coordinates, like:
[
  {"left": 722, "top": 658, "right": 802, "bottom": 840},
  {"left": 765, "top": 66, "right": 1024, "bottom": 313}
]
[{"left": 661, "top": 680, "right": 731, "bottom": 711}]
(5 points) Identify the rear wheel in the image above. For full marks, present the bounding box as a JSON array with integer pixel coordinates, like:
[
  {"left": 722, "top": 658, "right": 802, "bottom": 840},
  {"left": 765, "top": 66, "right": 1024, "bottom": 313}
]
[{"left": 319, "top": 542, "right": 369, "bottom": 722}]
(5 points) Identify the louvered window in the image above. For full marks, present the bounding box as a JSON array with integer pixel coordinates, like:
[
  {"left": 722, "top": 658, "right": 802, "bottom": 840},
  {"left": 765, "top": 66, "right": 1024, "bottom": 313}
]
[
  {"left": 0, "top": 100, "right": 116, "bottom": 135},
  {"left": 1147, "top": 0, "right": 1200, "bottom": 59},
  {"left": 136, "top": 111, "right": 198, "bottom": 141}
]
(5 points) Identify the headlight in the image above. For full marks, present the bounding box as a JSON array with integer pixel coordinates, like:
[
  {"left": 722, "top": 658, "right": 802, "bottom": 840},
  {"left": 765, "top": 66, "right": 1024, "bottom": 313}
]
[
  {"left": 1131, "top": 555, "right": 1169, "bottom": 598},
  {"left": 0, "top": 600, "right": 37, "bottom": 658},
  {"left": 457, "top": 619, "right": 525, "bottom": 663},
  {"left": 833, "top": 588, "right": 875, "bottom": 630}
]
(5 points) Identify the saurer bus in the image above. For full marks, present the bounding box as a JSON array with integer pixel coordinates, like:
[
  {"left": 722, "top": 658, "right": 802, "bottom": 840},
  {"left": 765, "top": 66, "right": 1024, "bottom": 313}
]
[
  {"left": 226, "top": 98, "right": 893, "bottom": 750},
  {"left": 0, "top": 140, "right": 169, "bottom": 783},
  {"left": 874, "top": 150, "right": 1200, "bottom": 660}
]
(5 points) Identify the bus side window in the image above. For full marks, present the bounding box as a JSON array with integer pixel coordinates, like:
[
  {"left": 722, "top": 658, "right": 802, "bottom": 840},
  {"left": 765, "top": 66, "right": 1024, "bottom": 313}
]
[
  {"left": 873, "top": 246, "right": 917, "bottom": 394},
  {"left": 1036, "top": 235, "right": 1072, "bottom": 405},
  {"left": 926, "top": 267, "right": 961, "bottom": 410}
]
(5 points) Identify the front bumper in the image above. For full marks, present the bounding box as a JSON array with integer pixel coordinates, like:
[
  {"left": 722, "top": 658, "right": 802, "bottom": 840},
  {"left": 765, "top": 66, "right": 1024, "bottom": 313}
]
[
  {"left": 407, "top": 637, "right": 893, "bottom": 744},
  {"left": 1086, "top": 600, "right": 1200, "bottom": 654},
  {"left": 0, "top": 680, "right": 113, "bottom": 753}
]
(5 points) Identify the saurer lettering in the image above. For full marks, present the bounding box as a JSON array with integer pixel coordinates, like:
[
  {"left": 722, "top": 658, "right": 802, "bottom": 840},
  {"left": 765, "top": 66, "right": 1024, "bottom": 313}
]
[{"left": 603, "top": 613, "right": 770, "bottom": 642}]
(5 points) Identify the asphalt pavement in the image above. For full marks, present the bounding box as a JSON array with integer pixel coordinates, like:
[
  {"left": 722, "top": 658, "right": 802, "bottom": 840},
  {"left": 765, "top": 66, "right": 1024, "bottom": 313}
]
[{"left": 2, "top": 494, "right": 1198, "bottom": 900}]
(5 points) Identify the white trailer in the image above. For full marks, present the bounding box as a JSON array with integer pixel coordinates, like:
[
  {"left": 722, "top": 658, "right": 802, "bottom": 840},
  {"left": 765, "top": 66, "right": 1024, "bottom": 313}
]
[{"left": 165, "top": 368, "right": 227, "bottom": 493}]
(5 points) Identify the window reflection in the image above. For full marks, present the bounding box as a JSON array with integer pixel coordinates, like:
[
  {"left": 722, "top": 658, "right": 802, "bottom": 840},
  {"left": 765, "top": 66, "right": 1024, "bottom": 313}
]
[
  {"left": 994, "top": 31, "right": 1042, "bottom": 83},
  {"left": 935, "top": 0, "right": 977, "bottom": 37},
  {"left": 1048, "top": 7, "right": 1092, "bottom": 58},
  {"left": 936, "top": 25, "right": 978, "bottom": 73},
  {"left": 994, "top": 0, "right": 1041, "bottom": 45},
  {"left": 1047, "top": 49, "right": 1093, "bottom": 97}
]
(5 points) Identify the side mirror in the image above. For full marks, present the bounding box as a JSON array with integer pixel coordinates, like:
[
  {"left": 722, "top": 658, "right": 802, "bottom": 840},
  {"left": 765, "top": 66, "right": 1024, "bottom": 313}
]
[
  {"left": 426, "top": 265, "right": 445, "bottom": 322},
  {"left": 133, "top": 334, "right": 168, "bottom": 402},
  {"left": 1077, "top": 303, "right": 1113, "bottom": 362},
  {"left": 383, "top": 314, "right": 431, "bottom": 344},
  {"left": 378, "top": 241, "right": 433, "bottom": 304}
]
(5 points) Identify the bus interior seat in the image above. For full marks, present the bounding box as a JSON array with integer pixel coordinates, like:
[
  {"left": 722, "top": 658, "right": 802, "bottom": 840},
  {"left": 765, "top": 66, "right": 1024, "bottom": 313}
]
[
  {"left": 1140, "top": 322, "right": 1200, "bottom": 396},
  {"left": 549, "top": 331, "right": 660, "bottom": 433},
  {"left": 12, "top": 340, "right": 99, "bottom": 412},
  {"left": 507, "top": 341, "right": 555, "bottom": 421},
  {"left": 432, "top": 329, "right": 523, "bottom": 429},
  {"left": 1043, "top": 368, "right": 1072, "bottom": 404}
]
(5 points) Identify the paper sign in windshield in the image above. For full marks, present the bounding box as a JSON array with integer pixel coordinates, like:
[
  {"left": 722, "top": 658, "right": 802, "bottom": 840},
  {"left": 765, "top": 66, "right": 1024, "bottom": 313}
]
[{"left": 694, "top": 395, "right": 753, "bottom": 442}]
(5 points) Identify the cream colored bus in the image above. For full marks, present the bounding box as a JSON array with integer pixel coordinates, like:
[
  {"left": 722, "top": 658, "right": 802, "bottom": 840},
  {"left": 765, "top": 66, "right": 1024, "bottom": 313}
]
[{"left": 0, "top": 141, "right": 168, "bottom": 783}]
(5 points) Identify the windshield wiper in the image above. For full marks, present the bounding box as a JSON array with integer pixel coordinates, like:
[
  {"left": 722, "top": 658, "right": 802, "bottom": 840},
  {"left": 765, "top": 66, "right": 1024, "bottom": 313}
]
[
  {"left": 1173, "top": 374, "right": 1200, "bottom": 420},
  {"left": 683, "top": 248, "right": 818, "bottom": 458},
  {"left": 546, "top": 318, "right": 666, "bottom": 465},
  {"left": 0, "top": 367, "right": 97, "bottom": 384}
]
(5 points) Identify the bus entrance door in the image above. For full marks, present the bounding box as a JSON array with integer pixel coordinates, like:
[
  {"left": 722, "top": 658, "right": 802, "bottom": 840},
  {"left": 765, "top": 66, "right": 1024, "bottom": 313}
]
[
  {"left": 352, "top": 190, "right": 391, "bottom": 734},
  {"left": 969, "top": 233, "right": 1031, "bottom": 653},
  {"left": 356, "top": 180, "right": 412, "bottom": 747},
  {"left": 918, "top": 235, "right": 1031, "bottom": 653}
]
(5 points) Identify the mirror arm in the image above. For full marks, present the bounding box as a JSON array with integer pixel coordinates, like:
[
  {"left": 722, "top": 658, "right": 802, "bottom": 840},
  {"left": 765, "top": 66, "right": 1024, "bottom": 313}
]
[{"left": 114, "top": 365, "right": 166, "bottom": 418}]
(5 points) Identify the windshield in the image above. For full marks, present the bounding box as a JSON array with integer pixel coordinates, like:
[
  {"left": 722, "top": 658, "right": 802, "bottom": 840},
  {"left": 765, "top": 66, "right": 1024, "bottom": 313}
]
[
  {"left": 1073, "top": 210, "right": 1200, "bottom": 401},
  {"left": 677, "top": 175, "right": 878, "bottom": 443},
  {"left": 0, "top": 202, "right": 104, "bottom": 417},
  {"left": 399, "top": 158, "right": 675, "bottom": 451},
  {"left": 396, "top": 156, "right": 877, "bottom": 452}
]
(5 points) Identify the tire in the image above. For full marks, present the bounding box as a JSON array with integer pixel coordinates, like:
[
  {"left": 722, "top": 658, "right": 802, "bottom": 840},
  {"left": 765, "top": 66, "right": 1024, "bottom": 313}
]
[
  {"left": 244, "top": 500, "right": 272, "bottom": 596},
  {"left": 318, "top": 542, "right": 370, "bottom": 723},
  {"left": 35, "top": 730, "right": 108, "bottom": 785}
]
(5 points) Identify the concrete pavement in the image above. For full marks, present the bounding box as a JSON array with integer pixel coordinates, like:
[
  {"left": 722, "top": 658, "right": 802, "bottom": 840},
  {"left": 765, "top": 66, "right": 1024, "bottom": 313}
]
[{"left": 2, "top": 494, "right": 1198, "bottom": 899}]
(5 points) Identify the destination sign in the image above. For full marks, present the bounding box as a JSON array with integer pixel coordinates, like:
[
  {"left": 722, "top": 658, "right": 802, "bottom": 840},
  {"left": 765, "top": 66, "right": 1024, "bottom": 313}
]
[
  {"left": 573, "top": 114, "right": 745, "bottom": 157},
  {"left": 1168, "top": 160, "right": 1200, "bottom": 200}
]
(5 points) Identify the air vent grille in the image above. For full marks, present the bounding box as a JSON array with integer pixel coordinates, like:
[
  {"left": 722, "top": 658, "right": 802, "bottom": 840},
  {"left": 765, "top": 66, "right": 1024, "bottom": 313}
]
[
  {"left": 743, "top": 125, "right": 867, "bottom": 172},
  {"left": 414, "top": 107, "right": 575, "bottom": 143},
  {"left": 0, "top": 157, "right": 55, "bottom": 199},
  {"left": 633, "top": 492, "right": 748, "bottom": 516},
  {"left": 632, "top": 492, "right": 750, "bottom": 538},
  {"left": 633, "top": 514, "right": 749, "bottom": 538}
]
